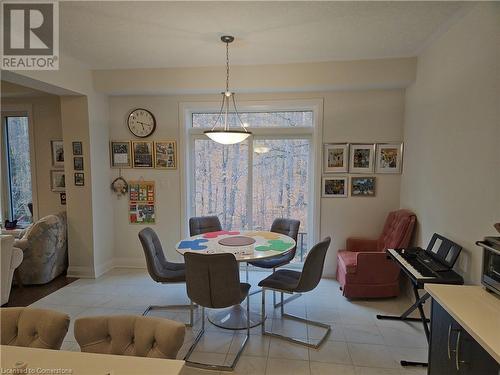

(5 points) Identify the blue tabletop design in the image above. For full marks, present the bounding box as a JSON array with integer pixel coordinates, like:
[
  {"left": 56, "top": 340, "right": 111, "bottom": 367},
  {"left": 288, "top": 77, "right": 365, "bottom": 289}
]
[{"left": 178, "top": 238, "right": 209, "bottom": 250}]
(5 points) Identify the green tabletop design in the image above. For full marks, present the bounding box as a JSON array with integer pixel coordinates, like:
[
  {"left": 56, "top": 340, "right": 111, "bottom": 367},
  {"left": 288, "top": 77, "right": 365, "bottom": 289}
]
[{"left": 255, "top": 239, "right": 294, "bottom": 252}]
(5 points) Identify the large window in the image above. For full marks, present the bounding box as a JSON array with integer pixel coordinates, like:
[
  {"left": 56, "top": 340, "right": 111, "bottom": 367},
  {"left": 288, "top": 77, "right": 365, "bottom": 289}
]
[
  {"left": 188, "top": 108, "right": 317, "bottom": 263},
  {"left": 2, "top": 115, "right": 33, "bottom": 226}
]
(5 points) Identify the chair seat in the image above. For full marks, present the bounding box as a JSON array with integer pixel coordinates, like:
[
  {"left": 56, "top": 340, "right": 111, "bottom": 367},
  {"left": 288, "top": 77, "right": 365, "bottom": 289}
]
[
  {"left": 337, "top": 250, "right": 357, "bottom": 274},
  {"left": 248, "top": 255, "right": 290, "bottom": 269},
  {"left": 258, "top": 269, "right": 301, "bottom": 292},
  {"left": 157, "top": 267, "right": 186, "bottom": 283}
]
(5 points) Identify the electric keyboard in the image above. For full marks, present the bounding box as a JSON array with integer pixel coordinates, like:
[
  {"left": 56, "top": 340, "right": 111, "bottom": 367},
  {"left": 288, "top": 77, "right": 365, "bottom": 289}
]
[{"left": 387, "top": 249, "right": 436, "bottom": 280}]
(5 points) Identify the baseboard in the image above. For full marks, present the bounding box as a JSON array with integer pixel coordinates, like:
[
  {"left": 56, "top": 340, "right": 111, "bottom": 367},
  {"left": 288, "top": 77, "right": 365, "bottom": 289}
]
[
  {"left": 94, "top": 258, "right": 115, "bottom": 278},
  {"left": 67, "top": 265, "right": 95, "bottom": 279}
]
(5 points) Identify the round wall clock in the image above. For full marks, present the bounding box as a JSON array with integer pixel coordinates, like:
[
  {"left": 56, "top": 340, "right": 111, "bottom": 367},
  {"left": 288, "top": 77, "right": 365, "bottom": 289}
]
[{"left": 127, "top": 108, "right": 156, "bottom": 138}]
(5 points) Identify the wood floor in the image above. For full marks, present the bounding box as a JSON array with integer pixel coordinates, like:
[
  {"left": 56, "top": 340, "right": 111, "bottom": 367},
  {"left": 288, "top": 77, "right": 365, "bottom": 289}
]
[{"left": 3, "top": 274, "right": 78, "bottom": 307}]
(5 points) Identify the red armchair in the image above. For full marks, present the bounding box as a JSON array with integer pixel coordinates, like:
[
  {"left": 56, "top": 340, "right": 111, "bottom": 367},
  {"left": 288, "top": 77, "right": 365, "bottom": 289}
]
[{"left": 336, "top": 209, "right": 416, "bottom": 299}]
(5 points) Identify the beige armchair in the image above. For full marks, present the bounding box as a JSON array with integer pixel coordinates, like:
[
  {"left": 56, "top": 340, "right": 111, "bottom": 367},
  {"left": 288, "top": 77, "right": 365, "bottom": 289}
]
[
  {"left": 74, "top": 315, "right": 185, "bottom": 359},
  {"left": 1, "top": 235, "right": 23, "bottom": 305},
  {"left": 1, "top": 307, "right": 70, "bottom": 349},
  {"left": 14, "top": 212, "right": 68, "bottom": 285}
]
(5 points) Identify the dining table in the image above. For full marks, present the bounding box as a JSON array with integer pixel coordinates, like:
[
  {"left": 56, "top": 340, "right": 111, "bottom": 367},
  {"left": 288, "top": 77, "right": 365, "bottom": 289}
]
[{"left": 175, "top": 230, "right": 296, "bottom": 330}]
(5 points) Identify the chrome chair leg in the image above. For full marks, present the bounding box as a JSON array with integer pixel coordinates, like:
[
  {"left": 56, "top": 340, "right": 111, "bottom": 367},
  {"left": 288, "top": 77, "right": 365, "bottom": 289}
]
[
  {"left": 185, "top": 302, "right": 250, "bottom": 372},
  {"left": 261, "top": 288, "right": 331, "bottom": 349},
  {"left": 143, "top": 301, "right": 197, "bottom": 327}
]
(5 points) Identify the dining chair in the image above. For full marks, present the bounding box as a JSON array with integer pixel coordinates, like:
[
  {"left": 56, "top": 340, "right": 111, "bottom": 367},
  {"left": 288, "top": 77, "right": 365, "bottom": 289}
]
[
  {"left": 248, "top": 218, "right": 300, "bottom": 306},
  {"left": 1, "top": 307, "right": 69, "bottom": 349},
  {"left": 183, "top": 252, "right": 250, "bottom": 371},
  {"left": 189, "top": 216, "right": 222, "bottom": 236},
  {"left": 259, "top": 237, "right": 332, "bottom": 349},
  {"left": 138, "top": 227, "right": 196, "bottom": 326},
  {"left": 75, "top": 314, "right": 185, "bottom": 359}
]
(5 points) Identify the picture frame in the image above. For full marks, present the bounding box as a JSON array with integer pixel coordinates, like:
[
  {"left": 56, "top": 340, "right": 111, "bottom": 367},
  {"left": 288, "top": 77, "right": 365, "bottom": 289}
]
[
  {"left": 154, "top": 140, "right": 177, "bottom": 169},
  {"left": 350, "top": 176, "right": 376, "bottom": 197},
  {"left": 349, "top": 144, "right": 375, "bottom": 173},
  {"left": 376, "top": 143, "right": 403, "bottom": 174},
  {"left": 323, "top": 143, "right": 349, "bottom": 173},
  {"left": 73, "top": 156, "right": 84, "bottom": 171},
  {"left": 74, "top": 172, "right": 85, "bottom": 186},
  {"left": 110, "top": 141, "right": 132, "bottom": 168},
  {"left": 322, "top": 176, "right": 348, "bottom": 197},
  {"left": 51, "top": 140, "right": 65, "bottom": 168},
  {"left": 132, "top": 141, "right": 154, "bottom": 168},
  {"left": 72, "top": 141, "right": 83, "bottom": 155},
  {"left": 50, "top": 170, "right": 66, "bottom": 192}
]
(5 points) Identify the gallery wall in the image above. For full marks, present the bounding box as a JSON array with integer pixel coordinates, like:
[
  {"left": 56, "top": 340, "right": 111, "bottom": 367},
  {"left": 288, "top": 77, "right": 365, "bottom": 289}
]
[
  {"left": 108, "top": 89, "right": 404, "bottom": 277},
  {"left": 400, "top": 4, "right": 500, "bottom": 284},
  {"left": 1, "top": 95, "right": 66, "bottom": 219}
]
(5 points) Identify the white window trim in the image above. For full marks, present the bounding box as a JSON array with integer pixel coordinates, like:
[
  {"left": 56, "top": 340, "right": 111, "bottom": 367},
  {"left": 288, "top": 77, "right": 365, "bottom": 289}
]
[
  {"left": 179, "top": 98, "right": 323, "bottom": 246},
  {"left": 1, "top": 104, "right": 39, "bottom": 224}
]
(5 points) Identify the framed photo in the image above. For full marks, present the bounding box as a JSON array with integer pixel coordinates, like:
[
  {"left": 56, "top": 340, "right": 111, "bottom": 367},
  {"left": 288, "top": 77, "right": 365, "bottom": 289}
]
[
  {"left": 73, "top": 156, "right": 84, "bottom": 171},
  {"left": 154, "top": 140, "right": 177, "bottom": 169},
  {"left": 132, "top": 141, "right": 154, "bottom": 168},
  {"left": 351, "top": 176, "right": 376, "bottom": 197},
  {"left": 110, "top": 141, "right": 131, "bottom": 168},
  {"left": 376, "top": 143, "right": 403, "bottom": 174},
  {"left": 74, "top": 172, "right": 85, "bottom": 186},
  {"left": 50, "top": 170, "right": 66, "bottom": 192},
  {"left": 51, "top": 140, "right": 65, "bottom": 168},
  {"left": 72, "top": 141, "right": 83, "bottom": 155},
  {"left": 323, "top": 143, "right": 349, "bottom": 173},
  {"left": 349, "top": 144, "right": 375, "bottom": 173},
  {"left": 322, "top": 177, "right": 348, "bottom": 197}
]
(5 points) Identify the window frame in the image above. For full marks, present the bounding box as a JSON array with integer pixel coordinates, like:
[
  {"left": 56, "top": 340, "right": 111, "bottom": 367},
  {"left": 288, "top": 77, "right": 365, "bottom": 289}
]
[
  {"left": 180, "top": 99, "right": 322, "bottom": 246},
  {"left": 1, "top": 106, "right": 38, "bottom": 225}
]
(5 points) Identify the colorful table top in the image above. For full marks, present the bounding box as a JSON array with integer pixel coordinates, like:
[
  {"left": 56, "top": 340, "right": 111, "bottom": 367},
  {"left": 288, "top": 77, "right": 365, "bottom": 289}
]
[{"left": 175, "top": 230, "right": 296, "bottom": 262}]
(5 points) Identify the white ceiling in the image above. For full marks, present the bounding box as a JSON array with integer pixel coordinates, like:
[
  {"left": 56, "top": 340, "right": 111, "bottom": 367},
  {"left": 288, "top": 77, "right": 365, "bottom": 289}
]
[{"left": 60, "top": 1, "right": 465, "bottom": 70}]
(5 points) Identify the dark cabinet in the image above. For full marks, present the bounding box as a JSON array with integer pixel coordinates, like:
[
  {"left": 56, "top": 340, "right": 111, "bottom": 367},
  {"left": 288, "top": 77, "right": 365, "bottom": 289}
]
[{"left": 428, "top": 300, "right": 499, "bottom": 375}]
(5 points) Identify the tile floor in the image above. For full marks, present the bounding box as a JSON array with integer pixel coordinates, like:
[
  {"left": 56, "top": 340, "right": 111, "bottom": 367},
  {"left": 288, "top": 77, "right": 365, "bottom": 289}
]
[{"left": 30, "top": 268, "right": 429, "bottom": 375}]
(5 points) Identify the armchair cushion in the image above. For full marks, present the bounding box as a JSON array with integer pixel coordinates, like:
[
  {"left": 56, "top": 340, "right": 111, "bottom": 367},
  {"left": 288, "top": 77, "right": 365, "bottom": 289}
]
[
  {"left": 345, "top": 238, "right": 379, "bottom": 252},
  {"left": 337, "top": 250, "right": 357, "bottom": 274}
]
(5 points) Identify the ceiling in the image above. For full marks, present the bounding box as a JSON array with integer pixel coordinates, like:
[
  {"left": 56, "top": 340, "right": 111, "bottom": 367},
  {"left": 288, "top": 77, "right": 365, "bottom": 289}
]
[
  {"left": 60, "top": 1, "right": 465, "bottom": 70},
  {"left": 1, "top": 81, "right": 53, "bottom": 98}
]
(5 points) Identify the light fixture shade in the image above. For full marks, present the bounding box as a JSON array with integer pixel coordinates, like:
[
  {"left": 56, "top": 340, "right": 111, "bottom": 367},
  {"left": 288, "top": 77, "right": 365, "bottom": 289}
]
[{"left": 204, "top": 130, "right": 251, "bottom": 145}]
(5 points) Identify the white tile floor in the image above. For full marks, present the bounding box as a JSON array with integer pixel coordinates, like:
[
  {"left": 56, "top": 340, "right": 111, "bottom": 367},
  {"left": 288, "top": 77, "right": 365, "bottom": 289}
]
[{"left": 30, "top": 268, "right": 429, "bottom": 375}]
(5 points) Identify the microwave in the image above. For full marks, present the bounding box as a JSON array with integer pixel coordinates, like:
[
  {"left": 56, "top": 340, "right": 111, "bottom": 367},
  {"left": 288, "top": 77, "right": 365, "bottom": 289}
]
[{"left": 477, "top": 236, "right": 500, "bottom": 296}]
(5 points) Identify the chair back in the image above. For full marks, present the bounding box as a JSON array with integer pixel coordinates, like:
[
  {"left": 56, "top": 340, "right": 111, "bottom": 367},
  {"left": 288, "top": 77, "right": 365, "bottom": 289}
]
[
  {"left": 1, "top": 307, "right": 69, "bottom": 349},
  {"left": 296, "top": 237, "right": 331, "bottom": 293},
  {"left": 138, "top": 227, "right": 169, "bottom": 282},
  {"left": 271, "top": 218, "right": 300, "bottom": 261},
  {"left": 184, "top": 252, "right": 242, "bottom": 309},
  {"left": 377, "top": 209, "right": 416, "bottom": 251},
  {"left": 75, "top": 315, "right": 185, "bottom": 359},
  {"left": 189, "top": 216, "right": 222, "bottom": 236}
]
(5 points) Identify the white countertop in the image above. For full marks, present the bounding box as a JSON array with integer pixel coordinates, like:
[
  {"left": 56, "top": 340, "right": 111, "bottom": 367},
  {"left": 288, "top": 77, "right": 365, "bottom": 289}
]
[
  {"left": 0, "top": 345, "right": 185, "bottom": 375},
  {"left": 425, "top": 284, "right": 500, "bottom": 364}
]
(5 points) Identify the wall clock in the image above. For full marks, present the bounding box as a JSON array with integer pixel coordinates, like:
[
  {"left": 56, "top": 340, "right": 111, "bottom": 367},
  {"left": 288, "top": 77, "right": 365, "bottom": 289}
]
[{"left": 127, "top": 108, "right": 156, "bottom": 138}]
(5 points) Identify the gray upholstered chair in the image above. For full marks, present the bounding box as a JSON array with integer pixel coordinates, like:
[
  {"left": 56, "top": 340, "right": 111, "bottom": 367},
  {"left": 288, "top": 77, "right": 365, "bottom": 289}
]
[
  {"left": 248, "top": 218, "right": 300, "bottom": 305},
  {"left": 75, "top": 315, "right": 185, "bottom": 359},
  {"left": 138, "top": 227, "right": 196, "bottom": 326},
  {"left": 189, "top": 216, "right": 222, "bottom": 236},
  {"left": 259, "top": 237, "right": 332, "bottom": 349},
  {"left": 1, "top": 307, "right": 69, "bottom": 349},
  {"left": 183, "top": 252, "right": 250, "bottom": 371}
]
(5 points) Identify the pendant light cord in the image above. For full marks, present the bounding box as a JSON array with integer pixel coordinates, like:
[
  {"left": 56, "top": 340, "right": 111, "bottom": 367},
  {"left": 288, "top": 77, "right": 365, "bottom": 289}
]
[{"left": 226, "top": 41, "right": 230, "bottom": 93}]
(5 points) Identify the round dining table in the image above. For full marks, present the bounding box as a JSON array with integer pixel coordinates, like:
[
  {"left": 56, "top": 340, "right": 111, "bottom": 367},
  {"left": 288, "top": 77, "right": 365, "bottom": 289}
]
[{"left": 175, "top": 230, "right": 296, "bottom": 330}]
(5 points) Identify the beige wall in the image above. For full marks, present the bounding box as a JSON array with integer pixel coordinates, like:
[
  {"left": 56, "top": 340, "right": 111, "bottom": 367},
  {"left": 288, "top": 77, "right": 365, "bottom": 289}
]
[
  {"left": 400, "top": 4, "right": 500, "bottom": 284},
  {"left": 109, "top": 90, "right": 404, "bottom": 277},
  {"left": 1, "top": 95, "right": 66, "bottom": 219}
]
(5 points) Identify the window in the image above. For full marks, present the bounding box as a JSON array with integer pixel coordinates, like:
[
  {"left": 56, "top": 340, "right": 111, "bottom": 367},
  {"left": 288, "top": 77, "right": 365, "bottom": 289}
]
[
  {"left": 2, "top": 115, "right": 33, "bottom": 226},
  {"left": 187, "top": 106, "right": 319, "bottom": 264}
]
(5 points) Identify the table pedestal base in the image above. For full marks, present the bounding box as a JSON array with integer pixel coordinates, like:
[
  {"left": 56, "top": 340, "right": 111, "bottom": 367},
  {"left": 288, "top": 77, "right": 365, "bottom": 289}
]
[{"left": 208, "top": 305, "right": 264, "bottom": 330}]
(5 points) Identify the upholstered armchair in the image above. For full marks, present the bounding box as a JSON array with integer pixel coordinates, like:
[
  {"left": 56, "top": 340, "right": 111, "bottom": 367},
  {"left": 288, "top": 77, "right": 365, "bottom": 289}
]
[
  {"left": 14, "top": 212, "right": 68, "bottom": 285},
  {"left": 1, "top": 235, "right": 23, "bottom": 305},
  {"left": 336, "top": 209, "right": 416, "bottom": 299}
]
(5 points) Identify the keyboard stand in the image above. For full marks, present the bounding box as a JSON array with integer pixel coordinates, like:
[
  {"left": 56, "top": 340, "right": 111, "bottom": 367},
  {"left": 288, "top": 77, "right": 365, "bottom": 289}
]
[{"left": 376, "top": 284, "right": 430, "bottom": 367}]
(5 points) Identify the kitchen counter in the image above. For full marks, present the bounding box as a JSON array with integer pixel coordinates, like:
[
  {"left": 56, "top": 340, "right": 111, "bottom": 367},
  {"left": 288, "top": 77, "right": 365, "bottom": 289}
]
[{"left": 425, "top": 284, "right": 500, "bottom": 363}]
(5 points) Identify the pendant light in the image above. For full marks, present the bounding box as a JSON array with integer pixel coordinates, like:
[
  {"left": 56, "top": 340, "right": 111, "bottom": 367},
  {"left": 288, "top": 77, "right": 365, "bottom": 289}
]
[{"left": 204, "top": 35, "right": 252, "bottom": 145}]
